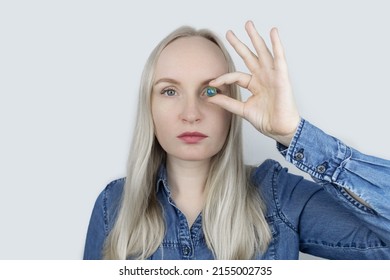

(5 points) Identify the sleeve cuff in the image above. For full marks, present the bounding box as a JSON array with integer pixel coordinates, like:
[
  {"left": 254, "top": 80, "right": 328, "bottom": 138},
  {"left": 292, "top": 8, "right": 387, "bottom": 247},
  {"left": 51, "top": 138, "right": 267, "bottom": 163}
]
[{"left": 277, "top": 118, "right": 351, "bottom": 183}]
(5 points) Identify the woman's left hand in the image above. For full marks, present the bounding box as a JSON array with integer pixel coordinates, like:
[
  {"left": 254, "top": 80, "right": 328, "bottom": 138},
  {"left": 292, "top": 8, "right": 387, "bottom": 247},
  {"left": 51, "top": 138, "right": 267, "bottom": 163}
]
[{"left": 208, "top": 21, "right": 300, "bottom": 147}]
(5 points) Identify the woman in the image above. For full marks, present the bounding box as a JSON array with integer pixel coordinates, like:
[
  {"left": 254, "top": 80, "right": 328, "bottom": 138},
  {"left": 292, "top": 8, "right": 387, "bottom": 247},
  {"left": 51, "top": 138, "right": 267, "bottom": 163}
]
[{"left": 83, "top": 21, "right": 390, "bottom": 259}]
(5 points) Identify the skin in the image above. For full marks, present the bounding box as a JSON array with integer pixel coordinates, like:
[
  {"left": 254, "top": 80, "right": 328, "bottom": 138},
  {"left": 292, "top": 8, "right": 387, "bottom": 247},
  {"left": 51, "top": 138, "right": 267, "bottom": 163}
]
[
  {"left": 208, "top": 21, "right": 300, "bottom": 147},
  {"left": 153, "top": 20, "right": 368, "bottom": 227},
  {"left": 151, "top": 36, "right": 232, "bottom": 226},
  {"left": 152, "top": 36, "right": 231, "bottom": 164},
  {"left": 208, "top": 21, "right": 368, "bottom": 206}
]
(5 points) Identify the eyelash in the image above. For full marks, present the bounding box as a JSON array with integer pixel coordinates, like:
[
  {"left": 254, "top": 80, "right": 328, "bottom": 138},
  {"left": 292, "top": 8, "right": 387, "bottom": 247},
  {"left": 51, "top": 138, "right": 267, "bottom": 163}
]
[
  {"left": 161, "top": 88, "right": 177, "bottom": 96},
  {"left": 160, "top": 87, "right": 222, "bottom": 97}
]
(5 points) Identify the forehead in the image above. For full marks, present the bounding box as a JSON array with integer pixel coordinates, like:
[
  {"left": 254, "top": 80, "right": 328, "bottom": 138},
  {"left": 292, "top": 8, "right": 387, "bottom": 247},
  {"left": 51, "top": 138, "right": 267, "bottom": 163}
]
[{"left": 154, "top": 36, "right": 228, "bottom": 79}]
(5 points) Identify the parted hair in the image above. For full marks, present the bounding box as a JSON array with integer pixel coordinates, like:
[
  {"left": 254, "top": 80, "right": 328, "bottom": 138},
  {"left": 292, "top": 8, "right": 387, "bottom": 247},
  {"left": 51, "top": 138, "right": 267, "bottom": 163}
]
[{"left": 103, "top": 26, "right": 271, "bottom": 259}]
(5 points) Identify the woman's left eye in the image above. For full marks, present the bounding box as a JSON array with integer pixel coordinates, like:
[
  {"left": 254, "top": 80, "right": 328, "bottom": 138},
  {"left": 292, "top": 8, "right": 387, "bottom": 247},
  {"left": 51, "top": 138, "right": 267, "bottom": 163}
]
[
  {"left": 203, "top": 86, "right": 220, "bottom": 97},
  {"left": 162, "top": 89, "right": 177, "bottom": 96}
]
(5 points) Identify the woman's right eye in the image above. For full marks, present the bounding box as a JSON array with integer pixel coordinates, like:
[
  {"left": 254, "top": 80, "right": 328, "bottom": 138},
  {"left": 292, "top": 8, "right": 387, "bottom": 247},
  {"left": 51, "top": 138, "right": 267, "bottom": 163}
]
[{"left": 161, "top": 88, "right": 177, "bottom": 96}]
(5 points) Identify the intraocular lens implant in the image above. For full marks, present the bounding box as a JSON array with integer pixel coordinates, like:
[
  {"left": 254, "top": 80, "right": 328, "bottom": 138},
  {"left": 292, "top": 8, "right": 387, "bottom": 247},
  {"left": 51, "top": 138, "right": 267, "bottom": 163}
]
[{"left": 206, "top": 87, "right": 217, "bottom": 97}]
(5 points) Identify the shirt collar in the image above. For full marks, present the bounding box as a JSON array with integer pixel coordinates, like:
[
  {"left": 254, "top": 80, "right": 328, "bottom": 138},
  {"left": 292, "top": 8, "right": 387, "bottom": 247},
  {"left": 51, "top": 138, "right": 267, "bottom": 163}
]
[{"left": 156, "top": 163, "right": 171, "bottom": 195}]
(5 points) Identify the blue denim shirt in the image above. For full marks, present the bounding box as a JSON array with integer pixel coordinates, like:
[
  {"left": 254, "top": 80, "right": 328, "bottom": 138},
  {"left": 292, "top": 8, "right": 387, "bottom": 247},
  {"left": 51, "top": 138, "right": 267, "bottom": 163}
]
[{"left": 83, "top": 119, "right": 390, "bottom": 259}]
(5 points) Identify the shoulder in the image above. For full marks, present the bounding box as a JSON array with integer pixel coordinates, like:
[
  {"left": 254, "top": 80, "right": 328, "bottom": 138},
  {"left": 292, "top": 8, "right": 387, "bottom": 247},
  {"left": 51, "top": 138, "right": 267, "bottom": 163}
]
[
  {"left": 250, "top": 159, "right": 321, "bottom": 221},
  {"left": 250, "top": 159, "right": 282, "bottom": 181},
  {"left": 84, "top": 178, "right": 125, "bottom": 259},
  {"left": 93, "top": 178, "right": 125, "bottom": 226},
  {"left": 101, "top": 177, "right": 126, "bottom": 203},
  {"left": 250, "top": 159, "right": 297, "bottom": 188},
  {"left": 250, "top": 159, "right": 312, "bottom": 190}
]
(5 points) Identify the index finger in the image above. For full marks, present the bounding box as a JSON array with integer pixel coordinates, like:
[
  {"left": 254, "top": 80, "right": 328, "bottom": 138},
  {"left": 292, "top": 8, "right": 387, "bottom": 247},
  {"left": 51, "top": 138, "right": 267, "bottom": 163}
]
[
  {"left": 245, "top": 21, "right": 274, "bottom": 68},
  {"left": 226, "top": 29, "right": 261, "bottom": 74},
  {"left": 270, "top": 28, "right": 288, "bottom": 71}
]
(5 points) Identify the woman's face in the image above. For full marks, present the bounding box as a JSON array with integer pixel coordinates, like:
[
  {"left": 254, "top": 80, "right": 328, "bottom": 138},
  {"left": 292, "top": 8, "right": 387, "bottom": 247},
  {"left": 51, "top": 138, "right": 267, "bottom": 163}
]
[{"left": 151, "top": 36, "right": 231, "bottom": 162}]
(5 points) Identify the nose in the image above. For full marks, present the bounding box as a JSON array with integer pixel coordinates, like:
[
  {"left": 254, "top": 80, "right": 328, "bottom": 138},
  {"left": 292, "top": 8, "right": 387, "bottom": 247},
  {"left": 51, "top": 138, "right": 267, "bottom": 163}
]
[{"left": 179, "top": 95, "right": 202, "bottom": 124}]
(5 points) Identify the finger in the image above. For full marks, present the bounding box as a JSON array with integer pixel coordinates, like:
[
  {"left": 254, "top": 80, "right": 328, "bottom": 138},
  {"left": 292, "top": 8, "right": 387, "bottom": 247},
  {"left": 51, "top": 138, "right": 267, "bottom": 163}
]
[
  {"left": 245, "top": 20, "right": 274, "bottom": 68},
  {"left": 206, "top": 93, "right": 245, "bottom": 118},
  {"left": 270, "top": 28, "right": 287, "bottom": 71},
  {"left": 210, "top": 72, "right": 252, "bottom": 89},
  {"left": 226, "top": 30, "right": 261, "bottom": 73}
]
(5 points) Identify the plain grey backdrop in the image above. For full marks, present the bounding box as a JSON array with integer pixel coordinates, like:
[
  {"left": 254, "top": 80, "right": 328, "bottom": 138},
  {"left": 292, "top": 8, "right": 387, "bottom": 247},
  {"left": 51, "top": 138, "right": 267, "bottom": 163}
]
[{"left": 1, "top": 0, "right": 389, "bottom": 259}]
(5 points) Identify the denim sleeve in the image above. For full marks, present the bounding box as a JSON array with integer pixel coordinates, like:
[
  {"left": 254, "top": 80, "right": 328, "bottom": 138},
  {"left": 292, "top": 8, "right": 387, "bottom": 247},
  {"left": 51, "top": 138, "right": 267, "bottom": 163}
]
[
  {"left": 83, "top": 190, "right": 107, "bottom": 260},
  {"left": 83, "top": 178, "right": 124, "bottom": 260},
  {"left": 278, "top": 119, "right": 390, "bottom": 258}
]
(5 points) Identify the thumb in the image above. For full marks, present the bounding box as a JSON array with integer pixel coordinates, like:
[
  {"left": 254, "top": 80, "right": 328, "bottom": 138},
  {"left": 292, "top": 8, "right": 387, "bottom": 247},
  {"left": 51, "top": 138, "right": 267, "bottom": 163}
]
[{"left": 207, "top": 94, "right": 244, "bottom": 118}]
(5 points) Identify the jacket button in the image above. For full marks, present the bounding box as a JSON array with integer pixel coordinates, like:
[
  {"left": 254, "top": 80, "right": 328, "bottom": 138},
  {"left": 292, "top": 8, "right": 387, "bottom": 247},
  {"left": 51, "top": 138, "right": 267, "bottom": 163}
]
[
  {"left": 294, "top": 149, "right": 304, "bottom": 160},
  {"left": 183, "top": 246, "right": 191, "bottom": 256},
  {"left": 317, "top": 165, "right": 327, "bottom": 173}
]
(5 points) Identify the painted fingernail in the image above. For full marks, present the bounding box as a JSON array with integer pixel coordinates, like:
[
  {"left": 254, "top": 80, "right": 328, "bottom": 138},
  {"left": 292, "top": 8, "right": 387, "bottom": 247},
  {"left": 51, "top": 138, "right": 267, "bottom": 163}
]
[{"left": 206, "top": 87, "right": 217, "bottom": 97}]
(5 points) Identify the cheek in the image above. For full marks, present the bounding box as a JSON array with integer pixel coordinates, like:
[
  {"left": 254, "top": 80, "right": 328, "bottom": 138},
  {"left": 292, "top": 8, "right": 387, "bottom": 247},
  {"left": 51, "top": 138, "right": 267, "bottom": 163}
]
[
  {"left": 152, "top": 109, "right": 164, "bottom": 137},
  {"left": 206, "top": 108, "right": 231, "bottom": 147},
  {"left": 212, "top": 108, "right": 231, "bottom": 132},
  {"left": 152, "top": 101, "right": 174, "bottom": 139}
]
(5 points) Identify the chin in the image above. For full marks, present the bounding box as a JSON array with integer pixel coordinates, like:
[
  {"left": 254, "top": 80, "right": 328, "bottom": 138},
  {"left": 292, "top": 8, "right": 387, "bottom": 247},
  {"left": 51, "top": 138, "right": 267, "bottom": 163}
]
[
  {"left": 171, "top": 150, "right": 218, "bottom": 162},
  {"left": 176, "top": 155, "right": 212, "bottom": 162},
  {"left": 164, "top": 145, "right": 223, "bottom": 162}
]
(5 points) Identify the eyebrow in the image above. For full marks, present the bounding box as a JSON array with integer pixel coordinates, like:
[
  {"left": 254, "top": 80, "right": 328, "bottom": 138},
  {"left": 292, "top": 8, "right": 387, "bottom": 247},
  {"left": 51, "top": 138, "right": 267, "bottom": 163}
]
[
  {"left": 153, "top": 77, "right": 216, "bottom": 87},
  {"left": 154, "top": 78, "right": 180, "bottom": 86}
]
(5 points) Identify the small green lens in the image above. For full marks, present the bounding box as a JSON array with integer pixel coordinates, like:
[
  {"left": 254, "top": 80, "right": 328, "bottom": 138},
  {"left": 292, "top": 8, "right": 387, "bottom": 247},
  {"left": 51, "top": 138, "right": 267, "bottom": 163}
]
[{"left": 206, "top": 87, "right": 217, "bottom": 97}]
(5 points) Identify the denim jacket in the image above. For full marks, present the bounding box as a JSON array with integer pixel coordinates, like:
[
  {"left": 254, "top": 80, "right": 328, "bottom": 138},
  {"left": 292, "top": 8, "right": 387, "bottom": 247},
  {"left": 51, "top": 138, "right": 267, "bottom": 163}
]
[{"left": 83, "top": 119, "right": 390, "bottom": 259}]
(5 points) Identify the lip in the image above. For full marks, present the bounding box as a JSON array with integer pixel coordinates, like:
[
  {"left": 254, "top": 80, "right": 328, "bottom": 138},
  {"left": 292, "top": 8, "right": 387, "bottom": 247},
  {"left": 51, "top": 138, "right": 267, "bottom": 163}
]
[{"left": 177, "top": 131, "right": 208, "bottom": 144}]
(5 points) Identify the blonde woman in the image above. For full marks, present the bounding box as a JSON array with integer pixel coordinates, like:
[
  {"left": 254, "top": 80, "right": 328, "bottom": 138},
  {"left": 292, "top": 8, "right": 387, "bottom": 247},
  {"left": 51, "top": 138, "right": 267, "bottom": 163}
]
[{"left": 84, "top": 21, "right": 390, "bottom": 260}]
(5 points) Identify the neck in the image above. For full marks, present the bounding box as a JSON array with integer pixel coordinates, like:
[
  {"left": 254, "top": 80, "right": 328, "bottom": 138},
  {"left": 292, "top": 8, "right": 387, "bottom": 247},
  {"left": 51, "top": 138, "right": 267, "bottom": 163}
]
[
  {"left": 166, "top": 156, "right": 210, "bottom": 196},
  {"left": 166, "top": 156, "right": 211, "bottom": 227}
]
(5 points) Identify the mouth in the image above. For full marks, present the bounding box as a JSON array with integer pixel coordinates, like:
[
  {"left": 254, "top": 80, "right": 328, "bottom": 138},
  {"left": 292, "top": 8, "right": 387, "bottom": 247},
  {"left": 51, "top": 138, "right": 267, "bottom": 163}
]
[{"left": 177, "top": 132, "right": 208, "bottom": 144}]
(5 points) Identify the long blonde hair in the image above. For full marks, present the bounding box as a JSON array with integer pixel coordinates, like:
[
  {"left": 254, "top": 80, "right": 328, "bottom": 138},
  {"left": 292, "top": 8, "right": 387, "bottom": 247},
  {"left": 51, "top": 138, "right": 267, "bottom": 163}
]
[{"left": 103, "top": 26, "right": 271, "bottom": 259}]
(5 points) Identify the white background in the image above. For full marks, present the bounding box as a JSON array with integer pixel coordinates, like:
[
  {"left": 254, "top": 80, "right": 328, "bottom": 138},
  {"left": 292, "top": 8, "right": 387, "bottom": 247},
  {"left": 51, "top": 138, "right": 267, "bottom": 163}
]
[{"left": 1, "top": 0, "right": 389, "bottom": 260}]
